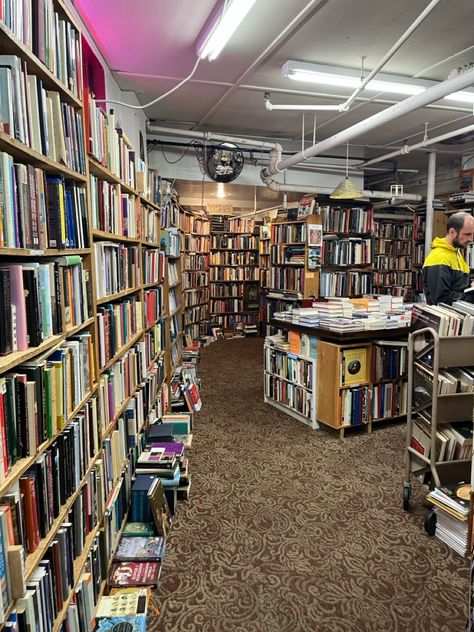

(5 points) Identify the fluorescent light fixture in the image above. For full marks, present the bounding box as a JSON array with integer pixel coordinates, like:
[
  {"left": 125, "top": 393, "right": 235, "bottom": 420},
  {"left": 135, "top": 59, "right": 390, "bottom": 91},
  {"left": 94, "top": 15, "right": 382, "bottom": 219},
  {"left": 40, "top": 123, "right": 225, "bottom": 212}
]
[
  {"left": 197, "top": 0, "right": 257, "bottom": 61},
  {"left": 282, "top": 61, "right": 474, "bottom": 104}
]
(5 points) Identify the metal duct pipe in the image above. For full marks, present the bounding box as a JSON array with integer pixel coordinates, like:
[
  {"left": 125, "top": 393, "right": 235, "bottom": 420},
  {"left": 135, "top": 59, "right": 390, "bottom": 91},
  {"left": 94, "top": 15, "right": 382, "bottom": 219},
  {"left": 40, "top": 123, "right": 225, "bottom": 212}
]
[
  {"left": 261, "top": 66, "right": 474, "bottom": 179},
  {"left": 146, "top": 123, "right": 280, "bottom": 150},
  {"left": 263, "top": 180, "right": 422, "bottom": 201},
  {"left": 358, "top": 122, "right": 474, "bottom": 168},
  {"left": 425, "top": 152, "right": 437, "bottom": 255},
  {"left": 342, "top": 0, "right": 442, "bottom": 110}
]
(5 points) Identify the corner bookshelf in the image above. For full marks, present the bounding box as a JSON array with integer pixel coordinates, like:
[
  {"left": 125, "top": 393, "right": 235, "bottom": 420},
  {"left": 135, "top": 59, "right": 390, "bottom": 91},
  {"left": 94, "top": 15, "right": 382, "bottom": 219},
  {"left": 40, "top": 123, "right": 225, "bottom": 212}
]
[
  {"left": 181, "top": 210, "right": 210, "bottom": 345},
  {"left": 209, "top": 215, "right": 259, "bottom": 331},
  {"left": 319, "top": 203, "right": 374, "bottom": 298},
  {"left": 0, "top": 6, "right": 172, "bottom": 629}
]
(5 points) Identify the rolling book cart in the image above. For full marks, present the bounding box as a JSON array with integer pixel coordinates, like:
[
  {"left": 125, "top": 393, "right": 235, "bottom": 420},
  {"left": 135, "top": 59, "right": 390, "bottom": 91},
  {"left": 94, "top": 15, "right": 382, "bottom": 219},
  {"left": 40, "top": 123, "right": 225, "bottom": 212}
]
[{"left": 403, "top": 327, "right": 474, "bottom": 539}]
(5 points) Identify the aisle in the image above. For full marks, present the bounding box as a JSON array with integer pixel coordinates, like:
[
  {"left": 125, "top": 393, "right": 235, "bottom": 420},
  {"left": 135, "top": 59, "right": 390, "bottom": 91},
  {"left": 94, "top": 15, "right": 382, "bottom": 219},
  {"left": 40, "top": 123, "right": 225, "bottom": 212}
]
[{"left": 149, "top": 338, "right": 469, "bottom": 632}]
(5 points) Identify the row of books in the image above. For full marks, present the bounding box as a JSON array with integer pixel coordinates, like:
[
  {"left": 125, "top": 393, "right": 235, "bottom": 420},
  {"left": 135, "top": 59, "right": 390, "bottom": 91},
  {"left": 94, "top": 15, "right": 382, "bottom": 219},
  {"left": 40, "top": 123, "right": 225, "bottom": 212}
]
[
  {"left": 411, "top": 301, "right": 474, "bottom": 338},
  {"left": 209, "top": 313, "right": 258, "bottom": 329},
  {"left": 211, "top": 236, "right": 257, "bottom": 251},
  {"left": 1, "top": 0, "right": 83, "bottom": 98},
  {"left": 183, "top": 305, "right": 209, "bottom": 327},
  {"left": 93, "top": 243, "right": 140, "bottom": 300},
  {"left": 320, "top": 205, "right": 374, "bottom": 235},
  {"left": 323, "top": 236, "right": 373, "bottom": 266},
  {"left": 267, "top": 267, "right": 304, "bottom": 293},
  {"left": 167, "top": 261, "right": 180, "bottom": 288},
  {"left": 0, "top": 159, "right": 89, "bottom": 250},
  {"left": 340, "top": 385, "right": 370, "bottom": 426},
  {"left": 270, "top": 223, "right": 306, "bottom": 245},
  {"left": 136, "top": 161, "right": 161, "bottom": 206},
  {"left": 182, "top": 234, "right": 209, "bottom": 254},
  {"left": 210, "top": 299, "right": 244, "bottom": 314},
  {"left": 271, "top": 244, "right": 305, "bottom": 266},
  {"left": 164, "top": 227, "right": 180, "bottom": 258},
  {"left": 264, "top": 345, "right": 314, "bottom": 390},
  {"left": 142, "top": 249, "right": 165, "bottom": 285},
  {"left": 374, "top": 222, "right": 413, "bottom": 240},
  {"left": 372, "top": 341, "right": 408, "bottom": 381},
  {"left": 373, "top": 271, "right": 413, "bottom": 287},
  {"left": 144, "top": 288, "right": 164, "bottom": 329},
  {"left": 412, "top": 415, "right": 472, "bottom": 466},
  {"left": 374, "top": 255, "right": 412, "bottom": 270},
  {"left": 319, "top": 270, "right": 373, "bottom": 298},
  {"left": 180, "top": 215, "right": 210, "bottom": 235},
  {"left": 210, "top": 252, "right": 257, "bottom": 266},
  {"left": 182, "top": 271, "right": 208, "bottom": 290},
  {"left": 264, "top": 373, "right": 313, "bottom": 420},
  {"left": 211, "top": 217, "right": 255, "bottom": 234},
  {"left": 0, "top": 258, "right": 92, "bottom": 355},
  {"left": 90, "top": 176, "right": 139, "bottom": 238},
  {"left": 375, "top": 238, "right": 412, "bottom": 256},
  {"left": 0, "top": 55, "right": 85, "bottom": 173},
  {"left": 184, "top": 289, "right": 209, "bottom": 308},
  {"left": 413, "top": 243, "right": 425, "bottom": 266},
  {"left": 183, "top": 253, "right": 208, "bottom": 271},
  {"left": 209, "top": 267, "right": 259, "bottom": 282},
  {"left": 97, "top": 297, "right": 142, "bottom": 367},
  {"left": 372, "top": 381, "right": 408, "bottom": 420},
  {"left": 141, "top": 202, "right": 160, "bottom": 246},
  {"left": 85, "top": 94, "right": 136, "bottom": 189},
  {"left": 210, "top": 283, "right": 242, "bottom": 298}
]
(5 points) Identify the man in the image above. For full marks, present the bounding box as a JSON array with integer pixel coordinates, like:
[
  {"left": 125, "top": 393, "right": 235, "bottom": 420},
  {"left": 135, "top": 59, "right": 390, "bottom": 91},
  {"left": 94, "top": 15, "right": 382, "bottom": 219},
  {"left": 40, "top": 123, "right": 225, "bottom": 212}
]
[{"left": 422, "top": 211, "right": 474, "bottom": 305}]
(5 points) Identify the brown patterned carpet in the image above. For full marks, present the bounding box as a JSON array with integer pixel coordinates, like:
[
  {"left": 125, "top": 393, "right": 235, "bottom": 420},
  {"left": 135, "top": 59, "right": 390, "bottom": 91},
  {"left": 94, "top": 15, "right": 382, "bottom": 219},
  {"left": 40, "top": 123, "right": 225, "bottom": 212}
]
[{"left": 149, "top": 338, "right": 469, "bottom": 632}]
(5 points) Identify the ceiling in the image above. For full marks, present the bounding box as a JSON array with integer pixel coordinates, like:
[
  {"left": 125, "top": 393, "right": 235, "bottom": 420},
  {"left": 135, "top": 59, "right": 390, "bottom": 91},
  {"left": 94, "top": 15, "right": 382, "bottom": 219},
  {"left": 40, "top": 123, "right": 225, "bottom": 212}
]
[{"left": 74, "top": 0, "right": 474, "bottom": 183}]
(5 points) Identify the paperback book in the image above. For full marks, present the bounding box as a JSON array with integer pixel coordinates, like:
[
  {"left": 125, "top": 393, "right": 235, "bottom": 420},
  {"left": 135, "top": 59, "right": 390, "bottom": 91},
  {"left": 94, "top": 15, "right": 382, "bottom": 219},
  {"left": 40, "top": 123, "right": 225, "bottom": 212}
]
[{"left": 115, "top": 536, "right": 166, "bottom": 562}]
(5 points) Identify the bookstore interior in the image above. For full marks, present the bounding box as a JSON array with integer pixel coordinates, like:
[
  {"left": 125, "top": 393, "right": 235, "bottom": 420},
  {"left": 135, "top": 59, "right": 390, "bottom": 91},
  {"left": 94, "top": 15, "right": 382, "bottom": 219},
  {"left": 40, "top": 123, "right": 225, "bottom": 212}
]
[{"left": 2, "top": 0, "right": 474, "bottom": 630}]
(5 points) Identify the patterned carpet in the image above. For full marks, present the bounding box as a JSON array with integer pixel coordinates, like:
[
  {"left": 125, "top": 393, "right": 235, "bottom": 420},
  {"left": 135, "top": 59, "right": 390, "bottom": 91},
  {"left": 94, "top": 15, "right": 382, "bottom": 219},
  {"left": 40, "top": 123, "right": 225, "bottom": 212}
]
[{"left": 149, "top": 338, "right": 469, "bottom": 632}]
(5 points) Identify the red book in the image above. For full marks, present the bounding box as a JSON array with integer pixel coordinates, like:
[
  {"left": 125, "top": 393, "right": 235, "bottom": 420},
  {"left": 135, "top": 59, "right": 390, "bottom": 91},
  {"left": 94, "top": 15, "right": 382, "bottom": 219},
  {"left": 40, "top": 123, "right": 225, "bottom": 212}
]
[
  {"left": 0, "top": 386, "right": 8, "bottom": 477},
  {"left": 108, "top": 562, "right": 161, "bottom": 588},
  {"left": 19, "top": 476, "right": 40, "bottom": 553}
]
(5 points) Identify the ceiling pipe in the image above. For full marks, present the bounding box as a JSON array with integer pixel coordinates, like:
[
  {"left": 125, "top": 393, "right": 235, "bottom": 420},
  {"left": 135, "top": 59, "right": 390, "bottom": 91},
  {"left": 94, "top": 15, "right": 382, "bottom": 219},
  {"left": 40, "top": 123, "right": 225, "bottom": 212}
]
[
  {"left": 358, "top": 121, "right": 474, "bottom": 168},
  {"left": 341, "top": 0, "right": 441, "bottom": 111},
  {"left": 261, "top": 66, "right": 474, "bottom": 182},
  {"left": 264, "top": 93, "right": 343, "bottom": 112},
  {"left": 146, "top": 122, "right": 280, "bottom": 150},
  {"left": 263, "top": 180, "right": 422, "bottom": 201}
]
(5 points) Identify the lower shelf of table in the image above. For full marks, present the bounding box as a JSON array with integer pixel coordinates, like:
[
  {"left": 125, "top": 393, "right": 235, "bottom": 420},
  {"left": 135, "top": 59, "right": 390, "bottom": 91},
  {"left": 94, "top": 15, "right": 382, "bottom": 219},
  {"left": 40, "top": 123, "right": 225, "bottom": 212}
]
[{"left": 264, "top": 395, "right": 318, "bottom": 429}]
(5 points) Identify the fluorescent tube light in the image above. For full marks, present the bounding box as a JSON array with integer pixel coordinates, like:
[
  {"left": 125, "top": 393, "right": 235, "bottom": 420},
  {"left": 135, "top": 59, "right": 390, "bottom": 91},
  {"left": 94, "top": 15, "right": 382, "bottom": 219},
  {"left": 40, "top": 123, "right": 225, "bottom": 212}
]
[
  {"left": 197, "top": 0, "right": 257, "bottom": 61},
  {"left": 283, "top": 61, "right": 474, "bottom": 104}
]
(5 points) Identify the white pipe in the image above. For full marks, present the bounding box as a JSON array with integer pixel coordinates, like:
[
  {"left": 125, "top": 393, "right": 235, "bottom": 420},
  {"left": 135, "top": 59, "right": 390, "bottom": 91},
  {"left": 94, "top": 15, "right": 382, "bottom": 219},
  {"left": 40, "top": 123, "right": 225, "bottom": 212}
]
[
  {"left": 261, "top": 66, "right": 474, "bottom": 179},
  {"left": 263, "top": 180, "right": 422, "bottom": 201},
  {"left": 264, "top": 96, "right": 342, "bottom": 111},
  {"left": 146, "top": 123, "right": 280, "bottom": 150},
  {"left": 425, "top": 152, "right": 437, "bottom": 255},
  {"left": 358, "top": 122, "right": 474, "bottom": 168},
  {"left": 342, "top": 0, "right": 441, "bottom": 110}
]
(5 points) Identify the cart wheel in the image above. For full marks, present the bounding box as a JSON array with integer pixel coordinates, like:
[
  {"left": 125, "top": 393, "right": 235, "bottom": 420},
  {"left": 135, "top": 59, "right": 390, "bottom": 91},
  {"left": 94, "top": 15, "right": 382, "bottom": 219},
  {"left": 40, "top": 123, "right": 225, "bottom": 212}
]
[
  {"left": 403, "top": 484, "right": 411, "bottom": 511},
  {"left": 424, "top": 510, "right": 437, "bottom": 536}
]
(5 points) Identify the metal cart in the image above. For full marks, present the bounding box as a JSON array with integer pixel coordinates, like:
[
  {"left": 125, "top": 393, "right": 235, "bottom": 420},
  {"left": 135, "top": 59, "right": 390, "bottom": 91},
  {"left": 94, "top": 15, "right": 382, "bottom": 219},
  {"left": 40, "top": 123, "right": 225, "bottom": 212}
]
[{"left": 403, "top": 327, "right": 474, "bottom": 534}]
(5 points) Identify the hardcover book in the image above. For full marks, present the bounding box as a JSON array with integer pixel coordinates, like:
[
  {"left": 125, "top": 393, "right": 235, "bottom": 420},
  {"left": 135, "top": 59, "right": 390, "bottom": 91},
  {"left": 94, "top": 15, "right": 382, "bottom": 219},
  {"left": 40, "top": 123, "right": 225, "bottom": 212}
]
[
  {"left": 123, "top": 523, "right": 156, "bottom": 538},
  {"left": 96, "top": 587, "right": 149, "bottom": 618},
  {"left": 340, "top": 347, "right": 369, "bottom": 386},
  {"left": 114, "top": 536, "right": 166, "bottom": 562},
  {"left": 95, "top": 616, "right": 147, "bottom": 632},
  {"left": 108, "top": 562, "right": 161, "bottom": 588}
]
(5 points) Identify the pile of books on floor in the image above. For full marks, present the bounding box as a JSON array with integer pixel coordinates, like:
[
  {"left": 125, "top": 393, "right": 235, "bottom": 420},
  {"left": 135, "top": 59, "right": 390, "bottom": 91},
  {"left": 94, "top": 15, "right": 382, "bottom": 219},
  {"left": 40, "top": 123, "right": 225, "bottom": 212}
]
[{"left": 427, "top": 482, "right": 471, "bottom": 556}]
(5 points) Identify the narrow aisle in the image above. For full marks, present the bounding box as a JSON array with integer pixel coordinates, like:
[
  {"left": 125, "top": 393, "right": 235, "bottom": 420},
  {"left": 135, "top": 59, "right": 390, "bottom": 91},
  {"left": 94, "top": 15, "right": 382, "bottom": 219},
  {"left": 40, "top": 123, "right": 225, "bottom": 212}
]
[{"left": 149, "top": 338, "right": 468, "bottom": 632}]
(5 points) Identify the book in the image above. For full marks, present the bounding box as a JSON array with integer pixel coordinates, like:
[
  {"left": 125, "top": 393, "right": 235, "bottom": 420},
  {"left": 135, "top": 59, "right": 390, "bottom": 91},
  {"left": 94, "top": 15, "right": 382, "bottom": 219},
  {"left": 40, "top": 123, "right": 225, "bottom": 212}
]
[
  {"left": 340, "top": 347, "right": 369, "bottom": 386},
  {"left": 114, "top": 536, "right": 165, "bottom": 562},
  {"left": 95, "top": 616, "right": 147, "bottom": 632},
  {"left": 108, "top": 562, "right": 161, "bottom": 588},
  {"left": 147, "top": 477, "right": 172, "bottom": 538},
  {"left": 96, "top": 587, "right": 149, "bottom": 618},
  {"left": 122, "top": 523, "right": 156, "bottom": 538}
]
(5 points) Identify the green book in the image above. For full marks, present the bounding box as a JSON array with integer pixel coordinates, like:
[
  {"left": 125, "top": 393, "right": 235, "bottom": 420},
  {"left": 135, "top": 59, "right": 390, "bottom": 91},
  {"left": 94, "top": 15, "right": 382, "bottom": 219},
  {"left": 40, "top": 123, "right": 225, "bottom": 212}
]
[{"left": 123, "top": 523, "right": 156, "bottom": 538}]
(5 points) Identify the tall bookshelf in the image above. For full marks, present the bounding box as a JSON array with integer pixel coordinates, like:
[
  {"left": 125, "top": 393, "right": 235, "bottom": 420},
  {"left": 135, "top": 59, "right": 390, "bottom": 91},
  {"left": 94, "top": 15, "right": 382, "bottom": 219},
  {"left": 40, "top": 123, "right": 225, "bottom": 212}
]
[
  {"left": 319, "top": 203, "right": 374, "bottom": 298},
  {"left": 209, "top": 215, "right": 259, "bottom": 331},
  {"left": 373, "top": 208, "right": 414, "bottom": 300},
  {"left": 181, "top": 210, "right": 210, "bottom": 345},
  {"left": 0, "top": 4, "right": 173, "bottom": 628}
]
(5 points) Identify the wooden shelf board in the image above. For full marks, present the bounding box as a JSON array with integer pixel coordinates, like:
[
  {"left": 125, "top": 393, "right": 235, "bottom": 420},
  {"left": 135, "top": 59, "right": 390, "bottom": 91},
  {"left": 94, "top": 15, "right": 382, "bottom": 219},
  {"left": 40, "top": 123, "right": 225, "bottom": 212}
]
[
  {"left": 0, "top": 132, "right": 87, "bottom": 181},
  {"left": 0, "top": 247, "right": 91, "bottom": 257},
  {"left": 92, "top": 229, "right": 140, "bottom": 244},
  {"left": 139, "top": 196, "right": 161, "bottom": 211},
  {"left": 143, "top": 280, "right": 165, "bottom": 289},
  {"left": 96, "top": 287, "right": 141, "bottom": 306}
]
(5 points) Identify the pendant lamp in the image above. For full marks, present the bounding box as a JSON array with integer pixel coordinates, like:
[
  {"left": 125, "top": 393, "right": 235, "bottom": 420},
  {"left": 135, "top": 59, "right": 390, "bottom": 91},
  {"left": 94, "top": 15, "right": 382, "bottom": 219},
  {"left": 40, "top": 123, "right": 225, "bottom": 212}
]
[{"left": 330, "top": 143, "right": 364, "bottom": 199}]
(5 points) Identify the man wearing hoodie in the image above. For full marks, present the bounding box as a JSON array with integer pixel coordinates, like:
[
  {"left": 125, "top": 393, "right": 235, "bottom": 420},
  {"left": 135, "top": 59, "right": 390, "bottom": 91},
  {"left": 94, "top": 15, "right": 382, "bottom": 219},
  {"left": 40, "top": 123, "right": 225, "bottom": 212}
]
[{"left": 422, "top": 211, "right": 474, "bottom": 305}]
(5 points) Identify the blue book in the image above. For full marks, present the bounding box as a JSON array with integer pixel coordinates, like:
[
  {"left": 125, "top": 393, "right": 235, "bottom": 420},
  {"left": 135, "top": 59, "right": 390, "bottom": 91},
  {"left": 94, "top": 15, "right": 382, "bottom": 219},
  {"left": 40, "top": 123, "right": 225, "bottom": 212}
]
[{"left": 96, "top": 616, "right": 147, "bottom": 631}]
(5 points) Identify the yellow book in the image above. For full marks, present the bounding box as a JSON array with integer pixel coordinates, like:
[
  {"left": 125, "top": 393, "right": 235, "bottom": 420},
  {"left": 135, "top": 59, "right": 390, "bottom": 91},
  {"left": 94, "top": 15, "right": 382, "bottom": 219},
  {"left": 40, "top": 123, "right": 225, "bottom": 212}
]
[{"left": 340, "top": 347, "right": 369, "bottom": 386}]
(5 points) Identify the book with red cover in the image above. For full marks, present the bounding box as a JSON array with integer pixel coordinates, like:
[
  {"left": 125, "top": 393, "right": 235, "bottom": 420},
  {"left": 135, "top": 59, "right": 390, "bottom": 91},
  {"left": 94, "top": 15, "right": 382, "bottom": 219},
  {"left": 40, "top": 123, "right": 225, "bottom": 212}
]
[
  {"left": 19, "top": 476, "right": 40, "bottom": 553},
  {"left": 108, "top": 562, "right": 161, "bottom": 588}
]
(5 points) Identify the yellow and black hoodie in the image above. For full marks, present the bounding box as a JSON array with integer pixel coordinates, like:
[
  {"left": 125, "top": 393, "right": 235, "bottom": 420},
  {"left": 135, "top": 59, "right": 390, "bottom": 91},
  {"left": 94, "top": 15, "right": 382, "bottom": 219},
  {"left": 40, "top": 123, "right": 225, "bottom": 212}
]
[{"left": 422, "top": 237, "right": 470, "bottom": 305}]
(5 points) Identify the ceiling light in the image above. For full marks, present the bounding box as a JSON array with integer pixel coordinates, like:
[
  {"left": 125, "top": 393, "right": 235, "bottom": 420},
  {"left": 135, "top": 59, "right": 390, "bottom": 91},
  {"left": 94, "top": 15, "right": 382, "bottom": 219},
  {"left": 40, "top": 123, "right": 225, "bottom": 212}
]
[
  {"left": 282, "top": 61, "right": 474, "bottom": 104},
  {"left": 330, "top": 143, "right": 364, "bottom": 200},
  {"left": 216, "top": 182, "right": 226, "bottom": 198},
  {"left": 197, "top": 0, "right": 257, "bottom": 61}
]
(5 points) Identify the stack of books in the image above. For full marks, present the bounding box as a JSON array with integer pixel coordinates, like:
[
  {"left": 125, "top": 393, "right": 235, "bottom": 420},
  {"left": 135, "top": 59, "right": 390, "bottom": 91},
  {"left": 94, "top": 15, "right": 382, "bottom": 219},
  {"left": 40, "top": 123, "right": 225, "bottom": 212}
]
[
  {"left": 427, "top": 483, "right": 471, "bottom": 556},
  {"left": 95, "top": 587, "right": 151, "bottom": 632}
]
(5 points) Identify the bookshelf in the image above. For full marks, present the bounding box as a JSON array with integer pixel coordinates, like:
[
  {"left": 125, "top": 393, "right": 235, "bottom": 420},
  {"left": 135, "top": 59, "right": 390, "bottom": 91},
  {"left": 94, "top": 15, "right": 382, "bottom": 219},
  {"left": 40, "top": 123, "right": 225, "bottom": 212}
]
[
  {"left": 0, "top": 5, "right": 174, "bottom": 628},
  {"left": 181, "top": 210, "right": 210, "bottom": 345},
  {"left": 209, "top": 215, "right": 259, "bottom": 331},
  {"left": 319, "top": 203, "right": 374, "bottom": 298}
]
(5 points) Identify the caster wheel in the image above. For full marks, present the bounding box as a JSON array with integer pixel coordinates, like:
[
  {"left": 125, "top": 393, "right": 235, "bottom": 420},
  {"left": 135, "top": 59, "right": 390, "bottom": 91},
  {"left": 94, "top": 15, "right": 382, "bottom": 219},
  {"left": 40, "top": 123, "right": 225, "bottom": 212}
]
[
  {"left": 403, "top": 484, "right": 411, "bottom": 511},
  {"left": 424, "top": 510, "right": 437, "bottom": 536}
]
